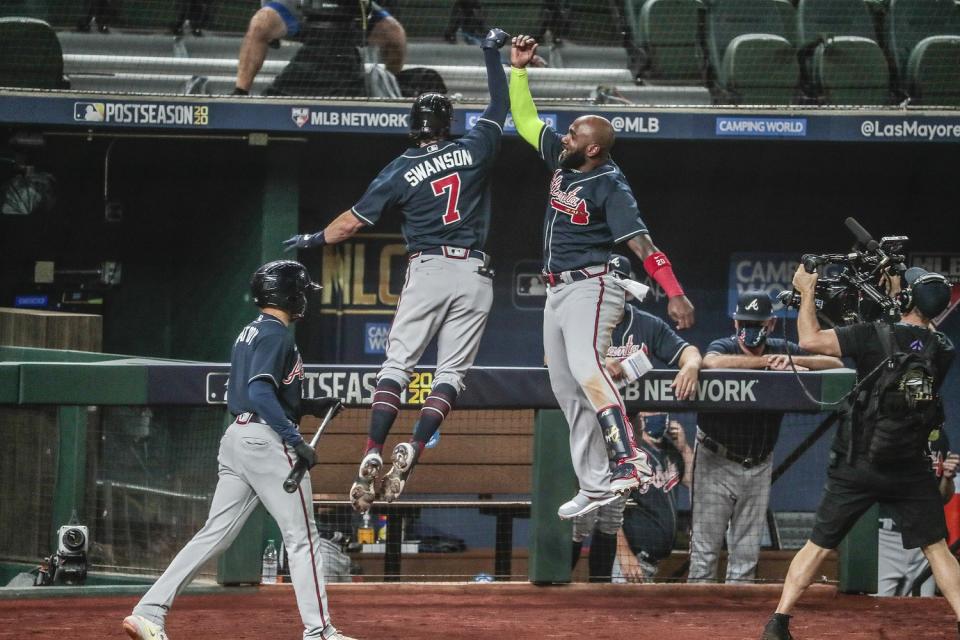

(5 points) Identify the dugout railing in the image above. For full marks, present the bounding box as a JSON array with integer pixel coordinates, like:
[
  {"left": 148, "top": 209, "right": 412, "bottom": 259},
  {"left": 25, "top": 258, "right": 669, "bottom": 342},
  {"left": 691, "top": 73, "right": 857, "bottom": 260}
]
[{"left": 0, "top": 346, "right": 870, "bottom": 587}]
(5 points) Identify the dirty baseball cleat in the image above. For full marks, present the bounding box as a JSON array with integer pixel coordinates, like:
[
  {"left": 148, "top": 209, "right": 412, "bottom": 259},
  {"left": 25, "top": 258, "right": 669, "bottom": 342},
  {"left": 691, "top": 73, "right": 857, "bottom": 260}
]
[
  {"left": 358, "top": 450, "right": 383, "bottom": 481},
  {"left": 557, "top": 491, "right": 620, "bottom": 520},
  {"left": 349, "top": 477, "right": 376, "bottom": 513},
  {"left": 761, "top": 614, "right": 794, "bottom": 640},
  {"left": 122, "top": 614, "right": 169, "bottom": 640},
  {"left": 380, "top": 442, "right": 417, "bottom": 503}
]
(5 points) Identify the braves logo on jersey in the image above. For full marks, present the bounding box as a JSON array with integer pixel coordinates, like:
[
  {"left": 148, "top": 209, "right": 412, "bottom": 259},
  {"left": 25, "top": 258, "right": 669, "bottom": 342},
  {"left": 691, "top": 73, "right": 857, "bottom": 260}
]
[
  {"left": 549, "top": 171, "right": 590, "bottom": 225},
  {"left": 283, "top": 353, "right": 304, "bottom": 385},
  {"left": 635, "top": 453, "right": 681, "bottom": 496}
]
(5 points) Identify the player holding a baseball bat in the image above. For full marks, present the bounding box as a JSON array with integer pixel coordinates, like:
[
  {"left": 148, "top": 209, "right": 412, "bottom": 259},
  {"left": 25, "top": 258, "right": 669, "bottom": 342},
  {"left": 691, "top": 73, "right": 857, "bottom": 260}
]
[{"left": 123, "top": 260, "right": 356, "bottom": 640}]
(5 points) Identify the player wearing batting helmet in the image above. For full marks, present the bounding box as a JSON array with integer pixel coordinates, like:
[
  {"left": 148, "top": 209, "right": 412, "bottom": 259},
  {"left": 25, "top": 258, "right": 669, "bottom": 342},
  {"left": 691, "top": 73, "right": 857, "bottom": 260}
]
[
  {"left": 509, "top": 34, "right": 695, "bottom": 521},
  {"left": 123, "top": 261, "right": 357, "bottom": 640},
  {"left": 282, "top": 28, "right": 511, "bottom": 513}
]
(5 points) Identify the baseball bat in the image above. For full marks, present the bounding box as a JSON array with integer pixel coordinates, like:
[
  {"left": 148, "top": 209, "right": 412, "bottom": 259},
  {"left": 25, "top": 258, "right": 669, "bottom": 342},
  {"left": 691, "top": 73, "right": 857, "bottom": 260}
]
[{"left": 283, "top": 402, "right": 340, "bottom": 493}]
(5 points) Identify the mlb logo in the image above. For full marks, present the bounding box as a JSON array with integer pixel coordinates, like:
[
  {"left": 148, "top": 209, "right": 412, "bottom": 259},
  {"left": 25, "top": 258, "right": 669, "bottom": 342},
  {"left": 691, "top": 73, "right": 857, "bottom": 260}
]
[
  {"left": 74, "top": 102, "right": 105, "bottom": 122},
  {"left": 291, "top": 107, "right": 310, "bottom": 128}
]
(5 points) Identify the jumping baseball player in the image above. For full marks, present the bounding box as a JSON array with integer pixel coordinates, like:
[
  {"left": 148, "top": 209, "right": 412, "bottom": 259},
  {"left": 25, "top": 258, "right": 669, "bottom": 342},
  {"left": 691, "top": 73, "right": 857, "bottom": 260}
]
[
  {"left": 282, "top": 29, "right": 511, "bottom": 512},
  {"left": 571, "top": 255, "right": 701, "bottom": 579},
  {"left": 509, "top": 35, "right": 696, "bottom": 520},
  {"left": 122, "top": 260, "right": 355, "bottom": 640}
]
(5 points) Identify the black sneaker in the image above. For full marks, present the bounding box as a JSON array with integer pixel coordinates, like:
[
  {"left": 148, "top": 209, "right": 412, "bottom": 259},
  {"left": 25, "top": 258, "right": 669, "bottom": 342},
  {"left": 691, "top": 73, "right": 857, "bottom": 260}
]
[{"left": 761, "top": 615, "right": 794, "bottom": 640}]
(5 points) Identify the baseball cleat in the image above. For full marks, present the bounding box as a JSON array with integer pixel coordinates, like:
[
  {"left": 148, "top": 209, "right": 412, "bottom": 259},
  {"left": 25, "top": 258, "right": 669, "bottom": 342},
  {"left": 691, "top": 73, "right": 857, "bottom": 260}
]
[
  {"left": 122, "top": 614, "right": 169, "bottom": 640},
  {"left": 380, "top": 442, "right": 417, "bottom": 503},
  {"left": 358, "top": 450, "right": 383, "bottom": 481},
  {"left": 557, "top": 492, "right": 619, "bottom": 520},
  {"left": 610, "top": 451, "right": 654, "bottom": 495},
  {"left": 326, "top": 633, "right": 359, "bottom": 640},
  {"left": 349, "top": 477, "right": 377, "bottom": 513},
  {"left": 761, "top": 615, "right": 794, "bottom": 640}
]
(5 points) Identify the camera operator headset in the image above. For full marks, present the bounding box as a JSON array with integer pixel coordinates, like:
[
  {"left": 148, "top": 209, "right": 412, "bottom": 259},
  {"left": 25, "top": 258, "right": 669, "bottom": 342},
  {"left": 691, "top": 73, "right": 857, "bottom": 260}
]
[{"left": 762, "top": 259, "right": 959, "bottom": 640}]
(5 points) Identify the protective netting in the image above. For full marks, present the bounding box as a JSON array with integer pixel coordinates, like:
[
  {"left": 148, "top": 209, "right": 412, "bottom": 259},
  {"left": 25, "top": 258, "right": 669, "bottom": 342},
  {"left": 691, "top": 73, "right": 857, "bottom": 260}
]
[
  {"left": 1, "top": 0, "right": 958, "bottom": 105},
  {"left": 0, "top": 406, "right": 59, "bottom": 563},
  {"left": 84, "top": 406, "right": 224, "bottom": 576}
]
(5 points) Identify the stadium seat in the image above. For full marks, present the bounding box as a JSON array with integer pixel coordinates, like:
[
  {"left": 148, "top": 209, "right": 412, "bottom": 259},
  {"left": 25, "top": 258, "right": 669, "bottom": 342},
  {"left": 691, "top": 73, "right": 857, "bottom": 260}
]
[
  {"left": 772, "top": 0, "right": 796, "bottom": 45},
  {"left": 886, "top": 0, "right": 960, "bottom": 78},
  {"left": 44, "top": 0, "right": 89, "bottom": 29},
  {"left": 0, "top": 17, "right": 69, "bottom": 89},
  {"left": 796, "top": 0, "right": 890, "bottom": 104},
  {"left": 115, "top": 0, "right": 180, "bottom": 30},
  {"left": 906, "top": 34, "right": 960, "bottom": 104},
  {"left": 629, "top": 0, "right": 705, "bottom": 83},
  {"left": 703, "top": 0, "right": 799, "bottom": 104},
  {"left": 560, "top": 0, "right": 626, "bottom": 46}
]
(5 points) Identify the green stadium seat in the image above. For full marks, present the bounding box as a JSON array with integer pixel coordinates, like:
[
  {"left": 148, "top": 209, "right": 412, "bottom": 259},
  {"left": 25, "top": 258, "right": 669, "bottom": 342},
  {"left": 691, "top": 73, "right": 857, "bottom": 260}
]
[
  {"left": 704, "top": 0, "right": 799, "bottom": 104},
  {"left": 628, "top": 0, "right": 705, "bottom": 82},
  {"left": 115, "top": 0, "right": 180, "bottom": 30},
  {"left": 796, "top": 0, "right": 890, "bottom": 104},
  {"left": 561, "top": 0, "right": 625, "bottom": 46},
  {"left": 379, "top": 0, "right": 455, "bottom": 40},
  {"left": 906, "top": 34, "right": 960, "bottom": 104},
  {"left": 0, "top": 17, "right": 69, "bottom": 89},
  {"left": 886, "top": 0, "right": 960, "bottom": 76},
  {"left": 772, "top": 0, "right": 796, "bottom": 45}
]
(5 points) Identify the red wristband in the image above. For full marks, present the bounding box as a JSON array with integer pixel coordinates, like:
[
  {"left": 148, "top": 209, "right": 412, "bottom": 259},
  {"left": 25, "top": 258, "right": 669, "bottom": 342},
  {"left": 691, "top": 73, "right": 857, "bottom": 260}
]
[{"left": 643, "top": 252, "right": 685, "bottom": 298}]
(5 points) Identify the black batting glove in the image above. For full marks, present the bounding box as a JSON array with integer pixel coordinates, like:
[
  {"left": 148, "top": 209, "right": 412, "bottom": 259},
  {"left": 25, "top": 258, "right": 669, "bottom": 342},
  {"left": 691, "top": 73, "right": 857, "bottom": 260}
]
[
  {"left": 282, "top": 231, "right": 325, "bottom": 252},
  {"left": 481, "top": 27, "right": 510, "bottom": 50},
  {"left": 300, "top": 397, "right": 344, "bottom": 419},
  {"left": 294, "top": 440, "right": 317, "bottom": 468}
]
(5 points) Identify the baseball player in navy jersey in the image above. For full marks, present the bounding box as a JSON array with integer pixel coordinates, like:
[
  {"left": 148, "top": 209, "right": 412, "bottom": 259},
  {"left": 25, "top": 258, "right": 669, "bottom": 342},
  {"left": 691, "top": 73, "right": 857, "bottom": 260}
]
[
  {"left": 123, "top": 260, "right": 355, "bottom": 640},
  {"left": 510, "top": 35, "right": 696, "bottom": 520},
  {"left": 690, "top": 290, "right": 843, "bottom": 585},
  {"left": 571, "top": 255, "right": 701, "bottom": 579},
  {"left": 282, "top": 29, "right": 511, "bottom": 512}
]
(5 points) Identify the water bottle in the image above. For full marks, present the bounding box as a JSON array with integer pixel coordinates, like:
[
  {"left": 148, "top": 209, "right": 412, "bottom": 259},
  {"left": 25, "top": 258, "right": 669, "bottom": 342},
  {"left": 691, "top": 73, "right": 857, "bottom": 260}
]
[{"left": 261, "top": 539, "right": 278, "bottom": 585}]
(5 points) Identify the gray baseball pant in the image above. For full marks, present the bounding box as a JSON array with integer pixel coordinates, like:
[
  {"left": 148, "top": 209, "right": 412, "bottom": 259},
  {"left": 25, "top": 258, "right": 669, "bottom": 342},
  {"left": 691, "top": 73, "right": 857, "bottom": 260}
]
[
  {"left": 688, "top": 442, "right": 772, "bottom": 583},
  {"left": 877, "top": 526, "right": 936, "bottom": 596},
  {"left": 133, "top": 420, "right": 338, "bottom": 639},
  {"left": 544, "top": 272, "right": 626, "bottom": 498},
  {"left": 572, "top": 495, "right": 628, "bottom": 541},
  {"left": 379, "top": 254, "right": 493, "bottom": 392}
]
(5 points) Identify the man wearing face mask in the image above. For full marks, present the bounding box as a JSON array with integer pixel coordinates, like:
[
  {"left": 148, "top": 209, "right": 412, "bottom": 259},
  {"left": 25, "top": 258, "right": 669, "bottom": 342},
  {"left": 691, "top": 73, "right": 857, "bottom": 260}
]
[{"left": 688, "top": 290, "right": 843, "bottom": 583}]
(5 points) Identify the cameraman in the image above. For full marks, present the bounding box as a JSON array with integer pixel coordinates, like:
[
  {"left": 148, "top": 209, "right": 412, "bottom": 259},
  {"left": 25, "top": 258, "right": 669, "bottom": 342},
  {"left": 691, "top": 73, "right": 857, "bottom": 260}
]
[{"left": 763, "top": 266, "right": 960, "bottom": 640}]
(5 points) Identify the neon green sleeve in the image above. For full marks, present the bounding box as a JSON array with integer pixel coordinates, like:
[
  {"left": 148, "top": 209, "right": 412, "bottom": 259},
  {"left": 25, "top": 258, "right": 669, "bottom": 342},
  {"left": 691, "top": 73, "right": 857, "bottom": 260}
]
[{"left": 509, "top": 67, "right": 545, "bottom": 150}]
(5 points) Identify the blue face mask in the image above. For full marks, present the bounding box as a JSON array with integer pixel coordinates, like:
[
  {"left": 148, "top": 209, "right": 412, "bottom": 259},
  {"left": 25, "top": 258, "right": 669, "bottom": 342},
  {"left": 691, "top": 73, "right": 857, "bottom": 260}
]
[
  {"left": 738, "top": 324, "right": 769, "bottom": 348},
  {"left": 644, "top": 414, "right": 668, "bottom": 440}
]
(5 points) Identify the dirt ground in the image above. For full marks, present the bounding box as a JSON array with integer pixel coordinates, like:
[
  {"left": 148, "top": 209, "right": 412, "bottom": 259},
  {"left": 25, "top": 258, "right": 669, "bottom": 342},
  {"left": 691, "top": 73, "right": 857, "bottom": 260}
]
[{"left": 0, "top": 583, "right": 955, "bottom": 639}]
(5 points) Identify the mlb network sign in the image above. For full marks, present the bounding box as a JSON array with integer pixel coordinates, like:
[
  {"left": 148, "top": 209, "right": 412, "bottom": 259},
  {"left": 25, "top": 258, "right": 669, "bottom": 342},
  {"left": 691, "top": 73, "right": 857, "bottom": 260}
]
[{"left": 74, "top": 102, "right": 209, "bottom": 126}]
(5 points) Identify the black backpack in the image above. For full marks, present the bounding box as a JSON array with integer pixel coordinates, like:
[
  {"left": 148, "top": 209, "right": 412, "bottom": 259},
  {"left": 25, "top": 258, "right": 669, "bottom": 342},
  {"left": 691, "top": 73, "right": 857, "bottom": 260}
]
[{"left": 858, "top": 323, "right": 943, "bottom": 463}]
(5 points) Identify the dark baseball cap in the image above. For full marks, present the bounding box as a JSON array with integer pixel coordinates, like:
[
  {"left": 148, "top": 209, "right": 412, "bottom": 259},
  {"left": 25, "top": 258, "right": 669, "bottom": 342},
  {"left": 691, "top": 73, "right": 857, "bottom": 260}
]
[
  {"left": 608, "top": 254, "right": 634, "bottom": 279},
  {"left": 904, "top": 267, "right": 952, "bottom": 318},
  {"left": 733, "top": 290, "right": 775, "bottom": 321}
]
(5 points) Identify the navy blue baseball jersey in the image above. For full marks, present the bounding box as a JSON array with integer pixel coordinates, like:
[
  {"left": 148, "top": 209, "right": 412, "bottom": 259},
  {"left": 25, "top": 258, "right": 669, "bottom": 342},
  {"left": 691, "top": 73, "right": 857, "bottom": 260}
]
[
  {"left": 698, "top": 337, "right": 809, "bottom": 460},
  {"left": 227, "top": 314, "right": 304, "bottom": 442},
  {"left": 606, "top": 302, "right": 691, "bottom": 366},
  {"left": 534, "top": 127, "right": 648, "bottom": 273},
  {"left": 350, "top": 121, "right": 502, "bottom": 252},
  {"left": 622, "top": 439, "right": 685, "bottom": 562}
]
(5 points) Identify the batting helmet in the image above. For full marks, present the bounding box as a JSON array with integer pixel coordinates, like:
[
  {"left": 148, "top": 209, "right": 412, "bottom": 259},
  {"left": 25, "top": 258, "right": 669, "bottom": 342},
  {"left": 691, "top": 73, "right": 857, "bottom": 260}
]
[
  {"left": 250, "top": 260, "right": 321, "bottom": 320},
  {"left": 409, "top": 93, "right": 452, "bottom": 145},
  {"left": 608, "top": 254, "right": 635, "bottom": 279}
]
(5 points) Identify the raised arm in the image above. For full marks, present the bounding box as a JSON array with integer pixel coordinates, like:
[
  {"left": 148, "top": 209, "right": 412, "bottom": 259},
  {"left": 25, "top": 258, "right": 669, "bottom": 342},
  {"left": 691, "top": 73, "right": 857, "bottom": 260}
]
[
  {"left": 478, "top": 28, "right": 510, "bottom": 126},
  {"left": 509, "top": 34, "right": 545, "bottom": 149}
]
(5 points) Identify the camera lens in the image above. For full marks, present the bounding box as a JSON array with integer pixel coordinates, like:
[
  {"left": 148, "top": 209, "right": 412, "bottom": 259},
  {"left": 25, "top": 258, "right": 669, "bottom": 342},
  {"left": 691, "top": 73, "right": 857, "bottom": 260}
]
[{"left": 63, "top": 528, "right": 86, "bottom": 551}]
